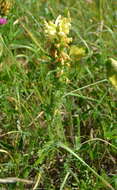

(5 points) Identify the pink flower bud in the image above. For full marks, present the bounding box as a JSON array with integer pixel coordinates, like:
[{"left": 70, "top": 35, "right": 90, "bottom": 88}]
[{"left": 0, "top": 18, "right": 7, "bottom": 25}]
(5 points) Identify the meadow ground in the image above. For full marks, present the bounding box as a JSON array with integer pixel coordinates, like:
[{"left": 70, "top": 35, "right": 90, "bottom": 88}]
[{"left": 0, "top": 0, "right": 117, "bottom": 189}]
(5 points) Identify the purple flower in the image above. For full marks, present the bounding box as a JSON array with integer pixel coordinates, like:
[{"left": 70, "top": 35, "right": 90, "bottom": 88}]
[{"left": 0, "top": 18, "right": 7, "bottom": 25}]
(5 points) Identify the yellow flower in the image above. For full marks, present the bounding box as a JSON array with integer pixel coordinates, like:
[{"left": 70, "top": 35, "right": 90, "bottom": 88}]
[
  {"left": 57, "top": 16, "right": 72, "bottom": 45},
  {"left": 44, "top": 15, "right": 72, "bottom": 45},
  {"left": 70, "top": 46, "right": 85, "bottom": 60},
  {"left": 44, "top": 20, "right": 57, "bottom": 38},
  {"left": 106, "top": 58, "right": 117, "bottom": 90},
  {"left": 60, "top": 36, "right": 72, "bottom": 45},
  {"left": 59, "top": 17, "right": 71, "bottom": 36},
  {"left": 0, "top": 0, "right": 13, "bottom": 16}
]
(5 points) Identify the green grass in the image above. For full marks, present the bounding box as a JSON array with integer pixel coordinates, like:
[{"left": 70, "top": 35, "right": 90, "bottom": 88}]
[{"left": 0, "top": 0, "right": 117, "bottom": 189}]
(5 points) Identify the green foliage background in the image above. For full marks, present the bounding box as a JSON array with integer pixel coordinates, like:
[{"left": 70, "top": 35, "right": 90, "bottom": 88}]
[{"left": 0, "top": 0, "right": 116, "bottom": 189}]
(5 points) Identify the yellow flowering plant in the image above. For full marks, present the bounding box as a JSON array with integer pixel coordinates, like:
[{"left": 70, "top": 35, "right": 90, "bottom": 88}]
[
  {"left": 43, "top": 14, "right": 86, "bottom": 139},
  {"left": 44, "top": 14, "right": 85, "bottom": 82}
]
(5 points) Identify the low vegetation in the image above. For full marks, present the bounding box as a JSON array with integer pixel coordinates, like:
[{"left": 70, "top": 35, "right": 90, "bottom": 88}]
[{"left": 0, "top": 0, "right": 116, "bottom": 189}]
